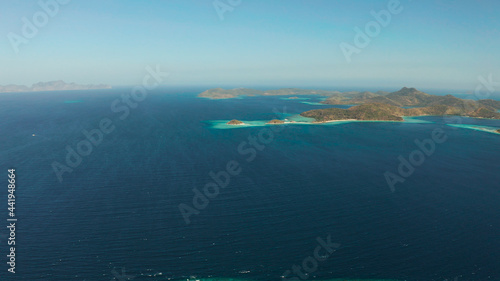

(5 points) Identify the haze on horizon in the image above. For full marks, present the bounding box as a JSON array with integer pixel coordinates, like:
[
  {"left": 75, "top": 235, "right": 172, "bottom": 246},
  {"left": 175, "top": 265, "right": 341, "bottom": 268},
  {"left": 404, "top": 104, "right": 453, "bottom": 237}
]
[{"left": 1, "top": 0, "right": 499, "bottom": 93}]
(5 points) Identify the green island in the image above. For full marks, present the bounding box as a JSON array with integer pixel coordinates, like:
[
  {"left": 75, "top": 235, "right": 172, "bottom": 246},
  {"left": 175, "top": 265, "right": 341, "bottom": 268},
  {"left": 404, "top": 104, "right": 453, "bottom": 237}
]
[{"left": 202, "top": 87, "right": 500, "bottom": 122}]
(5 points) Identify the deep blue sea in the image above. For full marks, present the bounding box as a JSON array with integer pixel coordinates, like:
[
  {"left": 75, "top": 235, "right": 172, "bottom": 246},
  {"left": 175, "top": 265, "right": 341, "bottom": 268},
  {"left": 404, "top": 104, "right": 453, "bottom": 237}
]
[{"left": 0, "top": 88, "right": 499, "bottom": 281}]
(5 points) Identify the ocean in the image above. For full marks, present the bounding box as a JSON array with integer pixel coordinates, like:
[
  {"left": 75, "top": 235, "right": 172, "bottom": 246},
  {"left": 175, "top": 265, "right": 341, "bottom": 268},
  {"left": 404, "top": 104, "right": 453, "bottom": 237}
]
[{"left": 0, "top": 88, "right": 499, "bottom": 281}]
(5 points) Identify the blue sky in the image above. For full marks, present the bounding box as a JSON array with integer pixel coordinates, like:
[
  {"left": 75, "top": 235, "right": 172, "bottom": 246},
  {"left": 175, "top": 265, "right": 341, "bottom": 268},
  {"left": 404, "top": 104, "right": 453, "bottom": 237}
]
[{"left": 1, "top": 0, "right": 499, "bottom": 92}]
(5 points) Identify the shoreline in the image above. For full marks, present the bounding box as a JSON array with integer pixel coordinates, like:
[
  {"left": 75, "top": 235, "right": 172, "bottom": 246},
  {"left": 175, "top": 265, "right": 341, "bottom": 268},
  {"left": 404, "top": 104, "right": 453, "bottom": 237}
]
[
  {"left": 214, "top": 117, "right": 427, "bottom": 129},
  {"left": 447, "top": 124, "right": 500, "bottom": 135}
]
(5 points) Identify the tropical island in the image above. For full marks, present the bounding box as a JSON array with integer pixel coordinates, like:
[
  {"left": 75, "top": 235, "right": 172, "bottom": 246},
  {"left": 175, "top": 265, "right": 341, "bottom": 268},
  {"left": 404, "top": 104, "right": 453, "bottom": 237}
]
[
  {"left": 301, "top": 103, "right": 405, "bottom": 122},
  {"left": 226, "top": 119, "right": 245, "bottom": 125},
  {"left": 0, "top": 80, "right": 111, "bottom": 93},
  {"left": 302, "top": 87, "right": 500, "bottom": 122},
  {"left": 266, "top": 119, "right": 285, "bottom": 124},
  {"left": 202, "top": 87, "right": 500, "bottom": 122}
]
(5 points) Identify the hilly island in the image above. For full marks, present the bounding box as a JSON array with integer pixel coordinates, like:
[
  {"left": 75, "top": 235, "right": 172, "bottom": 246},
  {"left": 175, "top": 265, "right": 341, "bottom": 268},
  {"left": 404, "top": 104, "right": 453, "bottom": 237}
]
[
  {"left": 200, "top": 87, "right": 500, "bottom": 123},
  {"left": 0, "top": 80, "right": 111, "bottom": 93}
]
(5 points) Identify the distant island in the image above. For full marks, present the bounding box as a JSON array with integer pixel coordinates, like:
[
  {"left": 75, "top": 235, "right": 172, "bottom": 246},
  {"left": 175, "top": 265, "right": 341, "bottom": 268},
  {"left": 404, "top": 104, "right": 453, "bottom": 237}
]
[
  {"left": 201, "top": 87, "right": 500, "bottom": 122},
  {"left": 266, "top": 119, "right": 285, "bottom": 124},
  {"left": 227, "top": 119, "right": 245, "bottom": 125},
  {"left": 0, "top": 80, "right": 111, "bottom": 93},
  {"left": 198, "top": 87, "right": 389, "bottom": 99}
]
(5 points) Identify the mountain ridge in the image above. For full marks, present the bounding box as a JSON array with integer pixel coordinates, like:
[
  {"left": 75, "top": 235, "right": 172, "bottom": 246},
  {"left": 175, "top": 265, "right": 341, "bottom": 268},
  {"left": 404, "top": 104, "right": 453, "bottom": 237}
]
[
  {"left": 301, "top": 87, "right": 500, "bottom": 121},
  {"left": 0, "top": 80, "right": 112, "bottom": 93}
]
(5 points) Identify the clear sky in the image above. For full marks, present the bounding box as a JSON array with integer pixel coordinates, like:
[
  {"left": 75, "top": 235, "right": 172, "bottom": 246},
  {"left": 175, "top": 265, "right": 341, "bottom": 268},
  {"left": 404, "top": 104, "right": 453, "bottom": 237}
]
[{"left": 1, "top": 0, "right": 499, "bottom": 92}]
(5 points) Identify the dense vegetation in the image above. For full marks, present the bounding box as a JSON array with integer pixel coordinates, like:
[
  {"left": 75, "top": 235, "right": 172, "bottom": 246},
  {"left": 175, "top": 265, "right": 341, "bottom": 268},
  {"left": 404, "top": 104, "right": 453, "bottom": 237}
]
[{"left": 301, "top": 103, "right": 404, "bottom": 122}]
